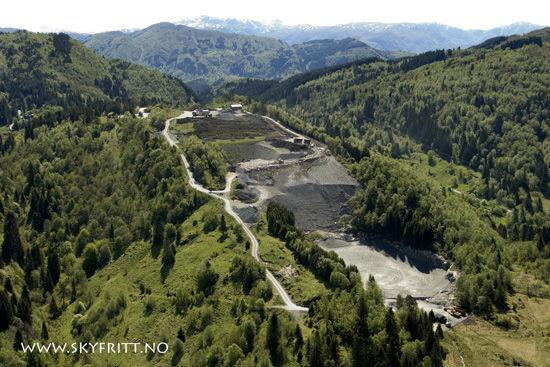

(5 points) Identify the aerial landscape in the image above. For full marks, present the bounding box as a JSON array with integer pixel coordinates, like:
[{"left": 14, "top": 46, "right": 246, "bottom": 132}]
[{"left": 0, "top": 1, "right": 549, "bottom": 366}]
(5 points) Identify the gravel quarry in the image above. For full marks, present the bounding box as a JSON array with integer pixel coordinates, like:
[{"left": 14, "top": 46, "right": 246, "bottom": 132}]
[
  {"left": 241, "top": 155, "right": 358, "bottom": 231},
  {"left": 236, "top": 151, "right": 452, "bottom": 301},
  {"left": 173, "top": 110, "right": 461, "bottom": 324}
]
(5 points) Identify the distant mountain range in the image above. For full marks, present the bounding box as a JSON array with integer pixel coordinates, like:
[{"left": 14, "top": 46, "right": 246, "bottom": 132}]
[
  {"left": 3, "top": 18, "right": 543, "bottom": 91},
  {"left": 177, "top": 16, "right": 545, "bottom": 53},
  {"left": 0, "top": 27, "right": 19, "bottom": 33},
  {"left": 84, "top": 22, "right": 396, "bottom": 91}
]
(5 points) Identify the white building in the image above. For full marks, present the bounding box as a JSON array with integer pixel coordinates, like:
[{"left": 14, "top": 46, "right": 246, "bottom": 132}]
[{"left": 230, "top": 103, "right": 243, "bottom": 112}]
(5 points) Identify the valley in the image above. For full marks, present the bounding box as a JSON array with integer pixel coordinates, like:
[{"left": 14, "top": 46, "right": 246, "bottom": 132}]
[
  {"left": 168, "top": 108, "right": 461, "bottom": 325},
  {"left": 0, "top": 17, "right": 549, "bottom": 367}
]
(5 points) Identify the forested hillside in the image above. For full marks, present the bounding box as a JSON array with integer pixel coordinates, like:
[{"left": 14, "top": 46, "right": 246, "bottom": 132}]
[
  {"left": 0, "top": 29, "right": 452, "bottom": 366},
  {"left": 1, "top": 22, "right": 549, "bottom": 366},
  {"left": 0, "top": 31, "right": 193, "bottom": 125},
  {"left": 230, "top": 30, "right": 550, "bottom": 317},
  {"left": 247, "top": 30, "right": 550, "bottom": 207},
  {"left": 83, "top": 23, "right": 391, "bottom": 91},
  {"left": 0, "top": 114, "right": 448, "bottom": 366}
]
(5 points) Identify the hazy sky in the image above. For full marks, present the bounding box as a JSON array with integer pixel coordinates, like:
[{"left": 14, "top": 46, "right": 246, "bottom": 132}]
[{"left": 1, "top": 0, "right": 548, "bottom": 33}]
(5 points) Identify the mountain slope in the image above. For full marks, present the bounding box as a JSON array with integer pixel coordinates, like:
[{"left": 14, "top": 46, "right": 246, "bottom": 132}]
[
  {"left": 84, "top": 22, "right": 390, "bottom": 90},
  {"left": 178, "top": 16, "right": 544, "bottom": 52},
  {"left": 0, "top": 31, "right": 193, "bottom": 123},
  {"left": 0, "top": 28, "right": 451, "bottom": 367},
  {"left": 0, "top": 27, "right": 19, "bottom": 33},
  {"left": 236, "top": 30, "right": 550, "bottom": 342},
  {"left": 252, "top": 30, "right": 550, "bottom": 204},
  {"left": 292, "top": 37, "right": 387, "bottom": 68}
]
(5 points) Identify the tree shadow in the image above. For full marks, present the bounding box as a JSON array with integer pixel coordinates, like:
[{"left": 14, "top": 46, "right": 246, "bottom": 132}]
[
  {"left": 151, "top": 243, "right": 161, "bottom": 259},
  {"left": 171, "top": 351, "right": 183, "bottom": 366},
  {"left": 357, "top": 236, "right": 447, "bottom": 274},
  {"left": 160, "top": 262, "right": 174, "bottom": 283},
  {"left": 217, "top": 232, "right": 228, "bottom": 243}
]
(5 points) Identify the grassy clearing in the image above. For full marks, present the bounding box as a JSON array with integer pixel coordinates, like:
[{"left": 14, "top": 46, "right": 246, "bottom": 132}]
[
  {"left": 401, "top": 151, "right": 515, "bottom": 226},
  {"left": 171, "top": 121, "right": 195, "bottom": 135},
  {"left": 510, "top": 269, "right": 550, "bottom": 299},
  {"left": 443, "top": 294, "right": 550, "bottom": 367},
  {"left": 401, "top": 151, "right": 480, "bottom": 193},
  {"left": 46, "top": 201, "right": 259, "bottom": 367},
  {"left": 253, "top": 218, "right": 328, "bottom": 305}
]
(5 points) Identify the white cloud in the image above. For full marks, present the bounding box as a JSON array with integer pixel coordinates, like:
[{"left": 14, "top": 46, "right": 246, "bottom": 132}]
[{"left": 0, "top": 0, "right": 548, "bottom": 33}]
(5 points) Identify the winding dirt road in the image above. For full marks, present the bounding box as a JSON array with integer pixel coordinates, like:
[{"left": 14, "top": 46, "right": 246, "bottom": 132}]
[{"left": 162, "top": 115, "right": 308, "bottom": 313}]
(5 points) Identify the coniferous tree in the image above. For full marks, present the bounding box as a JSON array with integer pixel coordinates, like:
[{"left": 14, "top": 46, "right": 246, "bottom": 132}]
[
  {"left": 385, "top": 308, "right": 401, "bottom": 367},
  {"left": 307, "top": 329, "right": 322, "bottom": 367},
  {"left": 41, "top": 321, "right": 49, "bottom": 340},
  {"left": 19, "top": 286, "right": 32, "bottom": 323},
  {"left": 27, "top": 350, "right": 47, "bottom": 367},
  {"left": 352, "top": 290, "right": 372, "bottom": 367},
  {"left": 42, "top": 266, "right": 54, "bottom": 293},
  {"left": 108, "top": 223, "right": 115, "bottom": 241},
  {"left": 219, "top": 215, "right": 227, "bottom": 232},
  {"left": 162, "top": 242, "right": 175, "bottom": 268},
  {"left": 49, "top": 296, "right": 59, "bottom": 319},
  {"left": 10, "top": 292, "right": 19, "bottom": 316},
  {"left": 435, "top": 324, "right": 444, "bottom": 339},
  {"left": 241, "top": 318, "right": 256, "bottom": 353},
  {"left": 28, "top": 244, "right": 43, "bottom": 271},
  {"left": 294, "top": 324, "right": 304, "bottom": 355},
  {"left": 2, "top": 211, "right": 24, "bottom": 265},
  {"left": 27, "top": 189, "right": 42, "bottom": 230},
  {"left": 13, "top": 329, "right": 23, "bottom": 351},
  {"left": 535, "top": 197, "right": 543, "bottom": 213},
  {"left": 536, "top": 235, "right": 545, "bottom": 252},
  {"left": 0, "top": 288, "right": 14, "bottom": 331},
  {"left": 152, "top": 215, "right": 164, "bottom": 249},
  {"left": 177, "top": 327, "right": 186, "bottom": 343},
  {"left": 5, "top": 278, "right": 14, "bottom": 293},
  {"left": 47, "top": 251, "right": 60, "bottom": 287},
  {"left": 266, "top": 313, "right": 282, "bottom": 364},
  {"left": 429, "top": 327, "right": 445, "bottom": 367}
]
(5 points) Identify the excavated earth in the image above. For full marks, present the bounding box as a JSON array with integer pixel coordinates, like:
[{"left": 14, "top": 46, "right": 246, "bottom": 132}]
[
  {"left": 210, "top": 113, "right": 459, "bottom": 323},
  {"left": 229, "top": 139, "right": 452, "bottom": 300}
]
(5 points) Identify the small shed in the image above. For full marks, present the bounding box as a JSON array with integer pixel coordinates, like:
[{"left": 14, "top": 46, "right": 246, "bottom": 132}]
[{"left": 230, "top": 103, "right": 243, "bottom": 112}]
